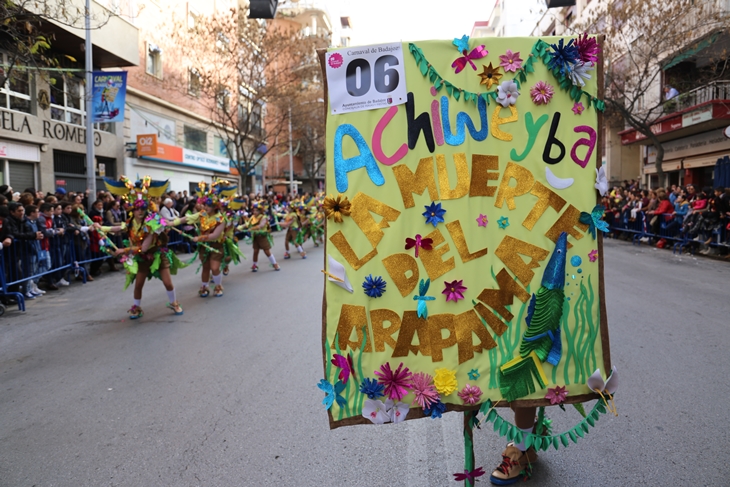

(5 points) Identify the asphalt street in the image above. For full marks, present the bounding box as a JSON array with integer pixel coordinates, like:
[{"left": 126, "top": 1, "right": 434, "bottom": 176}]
[{"left": 1, "top": 234, "right": 728, "bottom": 487}]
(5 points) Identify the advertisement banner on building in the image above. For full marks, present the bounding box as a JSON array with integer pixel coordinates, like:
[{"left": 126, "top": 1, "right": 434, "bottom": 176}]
[
  {"left": 92, "top": 71, "right": 127, "bottom": 123},
  {"left": 136, "top": 133, "right": 230, "bottom": 174},
  {"left": 319, "top": 36, "right": 610, "bottom": 430}
]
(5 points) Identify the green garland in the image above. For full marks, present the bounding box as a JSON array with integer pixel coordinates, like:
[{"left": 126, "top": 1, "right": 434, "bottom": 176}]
[
  {"left": 475, "top": 399, "right": 608, "bottom": 451},
  {"left": 407, "top": 39, "right": 605, "bottom": 111}
]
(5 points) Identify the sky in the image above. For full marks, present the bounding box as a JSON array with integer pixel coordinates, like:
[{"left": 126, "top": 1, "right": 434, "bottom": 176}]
[{"left": 323, "top": 0, "right": 546, "bottom": 46}]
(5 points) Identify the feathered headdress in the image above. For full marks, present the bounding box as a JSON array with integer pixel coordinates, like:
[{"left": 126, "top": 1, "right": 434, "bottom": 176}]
[
  {"left": 104, "top": 175, "right": 169, "bottom": 212},
  {"left": 196, "top": 180, "right": 238, "bottom": 207}
]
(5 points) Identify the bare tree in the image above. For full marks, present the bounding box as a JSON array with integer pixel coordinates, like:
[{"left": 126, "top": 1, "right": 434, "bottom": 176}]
[
  {"left": 290, "top": 77, "right": 325, "bottom": 193},
  {"left": 574, "top": 0, "right": 729, "bottom": 183},
  {"left": 0, "top": 0, "right": 120, "bottom": 86},
  {"left": 168, "top": 7, "right": 325, "bottom": 194}
]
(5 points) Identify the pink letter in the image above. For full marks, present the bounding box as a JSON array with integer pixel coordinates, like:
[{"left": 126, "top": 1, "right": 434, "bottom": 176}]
[
  {"left": 571, "top": 125, "right": 597, "bottom": 168},
  {"left": 372, "top": 106, "right": 408, "bottom": 166}
]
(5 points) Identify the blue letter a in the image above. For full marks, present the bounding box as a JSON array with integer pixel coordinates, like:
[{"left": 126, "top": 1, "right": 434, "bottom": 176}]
[{"left": 334, "top": 124, "right": 385, "bottom": 192}]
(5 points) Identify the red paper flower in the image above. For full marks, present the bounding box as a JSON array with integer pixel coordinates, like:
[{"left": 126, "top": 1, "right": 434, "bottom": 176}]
[
  {"left": 458, "top": 383, "right": 483, "bottom": 405},
  {"left": 374, "top": 362, "right": 412, "bottom": 402},
  {"left": 545, "top": 385, "right": 568, "bottom": 405},
  {"left": 443, "top": 280, "right": 467, "bottom": 302}
]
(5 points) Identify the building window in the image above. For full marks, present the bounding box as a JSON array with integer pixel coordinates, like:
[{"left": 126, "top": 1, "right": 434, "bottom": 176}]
[
  {"left": 184, "top": 125, "right": 207, "bottom": 152},
  {"left": 213, "top": 135, "right": 234, "bottom": 159},
  {"left": 50, "top": 73, "right": 84, "bottom": 125},
  {"left": 216, "top": 86, "right": 231, "bottom": 111},
  {"left": 146, "top": 42, "right": 163, "bottom": 79},
  {"left": 0, "top": 58, "right": 32, "bottom": 113},
  {"left": 188, "top": 68, "right": 201, "bottom": 97}
]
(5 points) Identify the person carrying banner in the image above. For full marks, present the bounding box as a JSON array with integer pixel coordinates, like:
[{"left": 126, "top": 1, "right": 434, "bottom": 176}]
[{"left": 100, "top": 176, "right": 187, "bottom": 319}]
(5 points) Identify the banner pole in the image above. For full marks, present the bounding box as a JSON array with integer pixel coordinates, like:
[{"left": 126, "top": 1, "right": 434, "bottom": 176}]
[{"left": 463, "top": 411, "right": 475, "bottom": 487}]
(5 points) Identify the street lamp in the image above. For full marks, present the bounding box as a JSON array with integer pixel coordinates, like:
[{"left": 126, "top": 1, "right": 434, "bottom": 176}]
[
  {"left": 84, "top": 0, "right": 96, "bottom": 202},
  {"left": 288, "top": 106, "right": 295, "bottom": 196}
]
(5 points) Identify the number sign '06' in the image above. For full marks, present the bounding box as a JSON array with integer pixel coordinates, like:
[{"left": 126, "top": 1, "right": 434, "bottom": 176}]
[{"left": 325, "top": 43, "right": 408, "bottom": 115}]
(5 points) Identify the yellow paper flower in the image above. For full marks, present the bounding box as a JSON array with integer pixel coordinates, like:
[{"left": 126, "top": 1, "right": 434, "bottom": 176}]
[
  {"left": 434, "top": 368, "right": 458, "bottom": 396},
  {"left": 323, "top": 194, "right": 352, "bottom": 223},
  {"left": 478, "top": 62, "right": 503, "bottom": 89}
]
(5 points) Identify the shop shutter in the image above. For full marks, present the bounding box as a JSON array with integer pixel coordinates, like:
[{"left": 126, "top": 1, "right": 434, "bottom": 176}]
[{"left": 8, "top": 161, "right": 36, "bottom": 191}]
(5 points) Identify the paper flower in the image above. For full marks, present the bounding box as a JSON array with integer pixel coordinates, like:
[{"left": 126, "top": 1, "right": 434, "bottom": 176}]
[
  {"left": 530, "top": 81, "right": 554, "bottom": 105},
  {"left": 579, "top": 205, "right": 609, "bottom": 239},
  {"left": 569, "top": 61, "right": 593, "bottom": 87},
  {"left": 496, "top": 80, "right": 520, "bottom": 107},
  {"left": 575, "top": 32, "right": 600, "bottom": 64},
  {"left": 324, "top": 255, "right": 354, "bottom": 293},
  {"left": 424, "top": 399, "right": 447, "bottom": 419},
  {"left": 572, "top": 102, "right": 585, "bottom": 115},
  {"left": 362, "top": 274, "right": 386, "bottom": 298},
  {"left": 497, "top": 216, "right": 509, "bottom": 229},
  {"left": 413, "top": 278, "right": 436, "bottom": 319},
  {"left": 595, "top": 166, "right": 608, "bottom": 196},
  {"left": 362, "top": 399, "right": 390, "bottom": 424},
  {"left": 405, "top": 234, "right": 433, "bottom": 257},
  {"left": 410, "top": 372, "right": 440, "bottom": 409},
  {"left": 359, "top": 377, "right": 385, "bottom": 399},
  {"left": 452, "top": 35, "right": 488, "bottom": 73},
  {"left": 499, "top": 50, "right": 523, "bottom": 72},
  {"left": 587, "top": 366, "right": 618, "bottom": 394},
  {"left": 442, "top": 279, "right": 467, "bottom": 303},
  {"left": 331, "top": 352, "right": 356, "bottom": 385},
  {"left": 454, "top": 467, "right": 486, "bottom": 482},
  {"left": 478, "top": 62, "right": 503, "bottom": 89},
  {"left": 374, "top": 362, "right": 412, "bottom": 401},
  {"left": 547, "top": 38, "right": 579, "bottom": 76},
  {"left": 458, "top": 384, "right": 483, "bottom": 405},
  {"left": 588, "top": 249, "right": 598, "bottom": 262},
  {"left": 317, "top": 379, "right": 346, "bottom": 410},
  {"left": 545, "top": 385, "right": 568, "bottom": 405},
  {"left": 385, "top": 399, "right": 410, "bottom": 423},
  {"left": 322, "top": 194, "right": 351, "bottom": 223},
  {"left": 468, "top": 369, "right": 480, "bottom": 380},
  {"left": 476, "top": 214, "right": 488, "bottom": 227},
  {"left": 422, "top": 202, "right": 446, "bottom": 227},
  {"left": 434, "top": 368, "right": 458, "bottom": 396}
]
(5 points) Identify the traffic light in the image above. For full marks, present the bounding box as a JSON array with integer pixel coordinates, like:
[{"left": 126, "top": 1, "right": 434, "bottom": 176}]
[{"left": 249, "top": 0, "right": 278, "bottom": 19}]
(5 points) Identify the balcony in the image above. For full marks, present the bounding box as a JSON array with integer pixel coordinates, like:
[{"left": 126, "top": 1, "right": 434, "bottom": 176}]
[
  {"left": 276, "top": 0, "right": 332, "bottom": 36},
  {"left": 663, "top": 80, "right": 730, "bottom": 114}
]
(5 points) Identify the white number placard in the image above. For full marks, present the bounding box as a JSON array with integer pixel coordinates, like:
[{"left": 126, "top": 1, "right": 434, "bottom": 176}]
[{"left": 325, "top": 43, "right": 408, "bottom": 115}]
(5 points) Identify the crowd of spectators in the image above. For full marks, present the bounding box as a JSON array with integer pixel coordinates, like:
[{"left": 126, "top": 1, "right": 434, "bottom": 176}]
[
  {"left": 0, "top": 183, "right": 319, "bottom": 304},
  {"left": 603, "top": 180, "right": 730, "bottom": 256}
]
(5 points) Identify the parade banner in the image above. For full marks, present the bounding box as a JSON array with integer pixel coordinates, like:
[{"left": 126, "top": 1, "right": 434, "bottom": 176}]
[
  {"left": 92, "top": 71, "right": 127, "bottom": 123},
  {"left": 319, "top": 36, "right": 611, "bottom": 430}
]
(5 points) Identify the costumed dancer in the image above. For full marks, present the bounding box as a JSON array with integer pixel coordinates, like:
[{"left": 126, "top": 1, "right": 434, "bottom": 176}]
[
  {"left": 221, "top": 196, "right": 247, "bottom": 275},
  {"left": 170, "top": 181, "right": 240, "bottom": 298},
  {"left": 243, "top": 200, "right": 280, "bottom": 272},
  {"left": 282, "top": 201, "right": 306, "bottom": 259},
  {"left": 101, "top": 176, "right": 187, "bottom": 319}
]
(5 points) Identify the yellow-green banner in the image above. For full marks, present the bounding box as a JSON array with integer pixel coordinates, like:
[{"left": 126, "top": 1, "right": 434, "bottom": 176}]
[{"left": 319, "top": 36, "right": 611, "bottom": 429}]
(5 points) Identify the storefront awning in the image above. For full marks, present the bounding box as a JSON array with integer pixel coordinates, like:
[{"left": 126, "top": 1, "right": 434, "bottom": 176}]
[
  {"left": 683, "top": 150, "right": 728, "bottom": 169},
  {"left": 663, "top": 32, "right": 720, "bottom": 70}
]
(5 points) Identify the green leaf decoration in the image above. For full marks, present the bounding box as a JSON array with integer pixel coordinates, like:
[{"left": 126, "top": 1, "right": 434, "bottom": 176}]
[
  {"left": 487, "top": 409, "right": 498, "bottom": 422},
  {"left": 569, "top": 430, "right": 577, "bottom": 443},
  {"left": 553, "top": 436, "right": 560, "bottom": 450},
  {"left": 561, "top": 434, "right": 570, "bottom": 448},
  {"left": 493, "top": 416, "right": 503, "bottom": 431},
  {"left": 500, "top": 421, "right": 509, "bottom": 438},
  {"left": 586, "top": 415, "right": 595, "bottom": 427},
  {"left": 596, "top": 403, "right": 607, "bottom": 415},
  {"left": 573, "top": 403, "right": 587, "bottom": 418},
  {"left": 507, "top": 425, "right": 516, "bottom": 442},
  {"left": 514, "top": 430, "right": 523, "bottom": 445},
  {"left": 590, "top": 409, "right": 600, "bottom": 421},
  {"left": 525, "top": 434, "right": 534, "bottom": 450},
  {"left": 581, "top": 422, "right": 590, "bottom": 434},
  {"left": 575, "top": 426, "right": 584, "bottom": 438}
]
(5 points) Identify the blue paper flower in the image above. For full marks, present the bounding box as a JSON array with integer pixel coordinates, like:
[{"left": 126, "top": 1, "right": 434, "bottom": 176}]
[
  {"left": 497, "top": 216, "right": 509, "bottom": 229},
  {"left": 423, "top": 202, "right": 446, "bottom": 227},
  {"left": 453, "top": 35, "right": 470, "bottom": 53},
  {"left": 547, "top": 38, "right": 579, "bottom": 76},
  {"left": 317, "top": 379, "right": 346, "bottom": 410},
  {"left": 359, "top": 377, "right": 385, "bottom": 399},
  {"left": 363, "top": 274, "right": 387, "bottom": 298},
  {"left": 424, "top": 399, "right": 447, "bottom": 419},
  {"left": 468, "top": 369, "right": 480, "bottom": 380}
]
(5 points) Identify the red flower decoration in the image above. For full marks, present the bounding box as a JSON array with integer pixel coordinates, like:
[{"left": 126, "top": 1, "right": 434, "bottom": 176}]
[{"left": 374, "top": 362, "right": 412, "bottom": 402}]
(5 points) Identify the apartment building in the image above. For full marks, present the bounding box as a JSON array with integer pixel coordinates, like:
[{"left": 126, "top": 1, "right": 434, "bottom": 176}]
[{"left": 0, "top": 0, "right": 138, "bottom": 193}]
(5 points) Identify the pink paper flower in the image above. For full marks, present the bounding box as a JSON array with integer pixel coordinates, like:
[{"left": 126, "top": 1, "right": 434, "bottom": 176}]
[
  {"left": 374, "top": 362, "right": 412, "bottom": 402},
  {"left": 545, "top": 385, "right": 568, "bottom": 405},
  {"left": 589, "top": 249, "right": 598, "bottom": 262},
  {"left": 442, "top": 279, "right": 467, "bottom": 302},
  {"left": 458, "top": 384, "right": 483, "bottom": 405},
  {"left": 575, "top": 33, "right": 600, "bottom": 64},
  {"left": 530, "top": 81, "right": 554, "bottom": 105},
  {"left": 410, "top": 372, "right": 440, "bottom": 409},
  {"left": 476, "top": 214, "right": 488, "bottom": 227},
  {"left": 499, "top": 50, "right": 523, "bottom": 72},
  {"left": 572, "top": 102, "right": 585, "bottom": 115}
]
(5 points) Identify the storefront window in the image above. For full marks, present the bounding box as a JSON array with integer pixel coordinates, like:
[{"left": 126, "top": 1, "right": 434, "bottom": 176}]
[
  {"left": 184, "top": 125, "right": 207, "bottom": 152},
  {"left": 213, "top": 135, "right": 234, "bottom": 159},
  {"left": 0, "top": 59, "right": 32, "bottom": 114}
]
